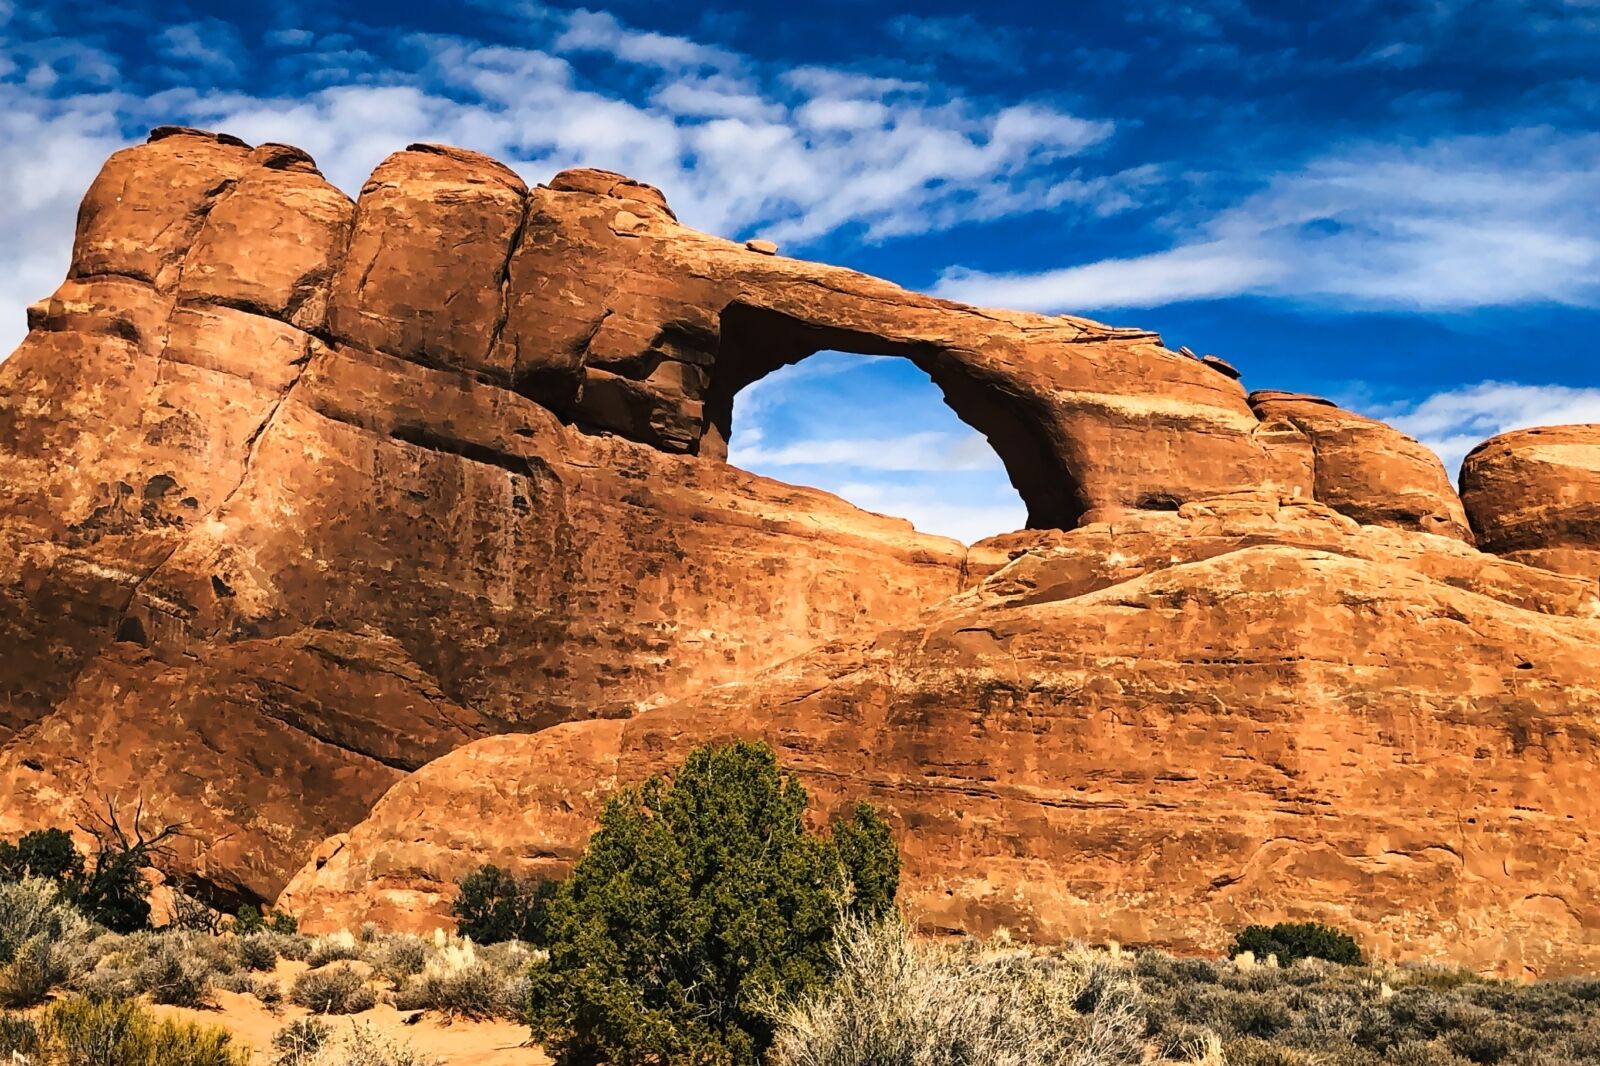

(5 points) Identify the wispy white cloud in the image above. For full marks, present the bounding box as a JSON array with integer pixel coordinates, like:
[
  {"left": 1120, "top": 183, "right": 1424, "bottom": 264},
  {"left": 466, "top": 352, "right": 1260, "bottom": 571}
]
[
  {"left": 1373, "top": 380, "right": 1600, "bottom": 475},
  {"left": 726, "top": 352, "right": 1026, "bottom": 543},
  {"left": 0, "top": 84, "right": 129, "bottom": 356},
  {"left": 0, "top": 8, "right": 1127, "bottom": 357},
  {"left": 155, "top": 20, "right": 244, "bottom": 81},
  {"left": 732, "top": 430, "right": 1005, "bottom": 473},
  {"left": 828, "top": 480, "right": 1027, "bottom": 545},
  {"left": 935, "top": 130, "right": 1600, "bottom": 313},
  {"left": 553, "top": 9, "right": 743, "bottom": 73}
]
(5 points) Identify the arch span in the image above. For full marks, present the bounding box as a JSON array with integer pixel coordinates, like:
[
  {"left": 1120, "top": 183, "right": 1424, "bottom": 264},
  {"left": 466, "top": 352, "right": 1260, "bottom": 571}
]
[{"left": 701, "top": 302, "right": 1089, "bottom": 532}]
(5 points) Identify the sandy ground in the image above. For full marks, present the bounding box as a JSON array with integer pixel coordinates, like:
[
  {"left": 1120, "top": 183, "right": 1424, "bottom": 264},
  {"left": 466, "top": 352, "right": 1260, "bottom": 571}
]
[{"left": 147, "top": 959, "right": 551, "bottom": 1065}]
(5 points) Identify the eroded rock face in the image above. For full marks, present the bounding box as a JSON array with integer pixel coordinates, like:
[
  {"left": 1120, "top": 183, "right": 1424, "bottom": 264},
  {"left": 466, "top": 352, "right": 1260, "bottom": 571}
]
[
  {"left": 282, "top": 500, "right": 1600, "bottom": 977},
  {"left": 1248, "top": 391, "right": 1473, "bottom": 541},
  {"left": 0, "top": 130, "right": 965, "bottom": 895},
  {"left": 1462, "top": 425, "right": 1600, "bottom": 583},
  {"left": 3, "top": 130, "right": 1597, "bottom": 971}
]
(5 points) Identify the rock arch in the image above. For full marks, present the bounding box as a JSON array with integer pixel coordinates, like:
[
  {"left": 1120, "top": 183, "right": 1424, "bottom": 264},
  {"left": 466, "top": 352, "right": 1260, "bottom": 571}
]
[{"left": 701, "top": 301, "right": 1086, "bottom": 531}]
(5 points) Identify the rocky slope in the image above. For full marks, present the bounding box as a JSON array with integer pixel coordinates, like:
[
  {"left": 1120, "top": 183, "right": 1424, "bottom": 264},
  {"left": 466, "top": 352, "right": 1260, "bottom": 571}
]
[{"left": 3, "top": 128, "right": 1598, "bottom": 972}]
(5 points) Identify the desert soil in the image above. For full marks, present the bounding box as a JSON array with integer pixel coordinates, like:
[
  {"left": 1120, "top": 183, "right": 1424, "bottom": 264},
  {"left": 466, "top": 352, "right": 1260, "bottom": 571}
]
[{"left": 148, "top": 959, "right": 551, "bottom": 1066}]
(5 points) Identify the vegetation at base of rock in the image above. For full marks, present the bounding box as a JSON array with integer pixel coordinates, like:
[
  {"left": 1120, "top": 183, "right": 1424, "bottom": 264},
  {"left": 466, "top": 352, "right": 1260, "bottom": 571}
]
[
  {"left": 525, "top": 740, "right": 903, "bottom": 1066},
  {"left": 0, "top": 801, "right": 187, "bottom": 935},
  {"left": 231, "top": 903, "right": 299, "bottom": 936},
  {"left": 1230, "top": 922, "right": 1364, "bottom": 966},
  {"left": 1135, "top": 952, "right": 1600, "bottom": 1064},
  {"left": 768, "top": 914, "right": 1145, "bottom": 1066},
  {"left": 7, "top": 994, "right": 249, "bottom": 1065},
  {"left": 291, "top": 962, "right": 377, "bottom": 1015},
  {"left": 451, "top": 863, "right": 559, "bottom": 946},
  {"left": 0, "top": 828, "right": 84, "bottom": 885}
]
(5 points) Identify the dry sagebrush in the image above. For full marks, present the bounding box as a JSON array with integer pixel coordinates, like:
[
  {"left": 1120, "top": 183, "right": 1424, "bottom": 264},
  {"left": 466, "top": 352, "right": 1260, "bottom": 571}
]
[
  {"left": 768, "top": 916, "right": 1151, "bottom": 1066},
  {"left": 0, "top": 878, "right": 94, "bottom": 1007}
]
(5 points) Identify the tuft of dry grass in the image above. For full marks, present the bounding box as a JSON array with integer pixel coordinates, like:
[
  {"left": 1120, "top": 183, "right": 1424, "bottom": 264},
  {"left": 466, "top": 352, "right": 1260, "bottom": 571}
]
[
  {"left": 768, "top": 915, "right": 1151, "bottom": 1066},
  {"left": 389, "top": 933, "right": 527, "bottom": 1020}
]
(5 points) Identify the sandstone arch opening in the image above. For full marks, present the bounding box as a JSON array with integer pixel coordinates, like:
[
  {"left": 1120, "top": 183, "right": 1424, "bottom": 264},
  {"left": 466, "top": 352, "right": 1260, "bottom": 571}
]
[{"left": 703, "top": 303, "right": 1080, "bottom": 540}]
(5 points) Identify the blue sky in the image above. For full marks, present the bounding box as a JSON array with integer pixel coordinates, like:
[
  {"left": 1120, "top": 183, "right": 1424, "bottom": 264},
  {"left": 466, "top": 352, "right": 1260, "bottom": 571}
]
[{"left": 4, "top": 0, "right": 1600, "bottom": 541}]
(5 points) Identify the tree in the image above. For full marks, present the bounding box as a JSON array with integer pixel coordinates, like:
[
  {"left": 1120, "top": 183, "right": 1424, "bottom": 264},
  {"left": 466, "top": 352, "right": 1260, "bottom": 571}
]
[
  {"left": 75, "top": 795, "right": 187, "bottom": 933},
  {"left": 1230, "top": 921, "right": 1364, "bottom": 966},
  {"left": 452, "top": 864, "right": 559, "bottom": 946},
  {"left": 830, "top": 803, "right": 899, "bottom": 918},
  {"left": 525, "top": 741, "right": 901, "bottom": 1066},
  {"left": 0, "top": 828, "right": 84, "bottom": 889}
]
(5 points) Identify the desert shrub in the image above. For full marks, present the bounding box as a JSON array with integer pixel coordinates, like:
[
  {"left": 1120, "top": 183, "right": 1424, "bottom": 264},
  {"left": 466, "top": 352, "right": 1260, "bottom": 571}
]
[
  {"left": 1221, "top": 1036, "right": 1321, "bottom": 1065},
  {"left": 238, "top": 933, "right": 280, "bottom": 971},
  {"left": 72, "top": 931, "right": 240, "bottom": 1006},
  {"left": 1231, "top": 922, "right": 1363, "bottom": 967},
  {"left": 768, "top": 913, "right": 1147, "bottom": 1066},
  {"left": 368, "top": 934, "right": 428, "bottom": 986},
  {"left": 828, "top": 802, "right": 900, "bottom": 917},
  {"left": 278, "top": 1017, "right": 435, "bottom": 1062},
  {"left": 261, "top": 930, "right": 312, "bottom": 962},
  {"left": 451, "top": 864, "right": 559, "bottom": 946},
  {"left": 0, "top": 1012, "right": 42, "bottom": 1057},
  {"left": 391, "top": 936, "right": 522, "bottom": 1020},
  {"left": 307, "top": 931, "right": 363, "bottom": 968},
  {"left": 291, "top": 963, "right": 376, "bottom": 1015},
  {"left": 1129, "top": 949, "right": 1600, "bottom": 1065},
  {"left": 232, "top": 903, "right": 267, "bottom": 935},
  {"left": 0, "top": 876, "right": 95, "bottom": 1007},
  {"left": 525, "top": 740, "right": 902, "bottom": 1066},
  {"left": 272, "top": 1016, "right": 333, "bottom": 1065},
  {"left": 37, "top": 994, "right": 250, "bottom": 1066},
  {"left": 216, "top": 970, "right": 280, "bottom": 1003}
]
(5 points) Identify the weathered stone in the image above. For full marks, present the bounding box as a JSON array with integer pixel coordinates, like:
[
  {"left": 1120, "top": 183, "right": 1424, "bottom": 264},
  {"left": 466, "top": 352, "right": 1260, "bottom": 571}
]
[
  {"left": 282, "top": 501, "right": 1600, "bottom": 977},
  {"left": 1249, "top": 390, "right": 1473, "bottom": 540},
  {"left": 180, "top": 156, "right": 353, "bottom": 326},
  {"left": 72, "top": 130, "right": 251, "bottom": 290},
  {"left": 3, "top": 132, "right": 1598, "bottom": 978},
  {"left": 327, "top": 145, "right": 527, "bottom": 376},
  {"left": 1462, "top": 425, "right": 1600, "bottom": 582}
]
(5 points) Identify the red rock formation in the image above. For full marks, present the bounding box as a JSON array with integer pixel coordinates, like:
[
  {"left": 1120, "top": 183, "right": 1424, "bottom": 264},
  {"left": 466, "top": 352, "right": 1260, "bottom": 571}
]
[
  {"left": 1248, "top": 391, "right": 1473, "bottom": 541},
  {"left": 281, "top": 500, "right": 1600, "bottom": 977},
  {"left": 1461, "top": 425, "right": 1600, "bottom": 583},
  {"left": 3, "top": 130, "right": 1597, "bottom": 974},
  {"left": 0, "top": 131, "right": 966, "bottom": 895}
]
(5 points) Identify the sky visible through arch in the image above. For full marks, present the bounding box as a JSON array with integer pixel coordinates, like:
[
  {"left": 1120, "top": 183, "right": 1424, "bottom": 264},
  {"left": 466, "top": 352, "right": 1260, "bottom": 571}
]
[{"left": 4, "top": 0, "right": 1600, "bottom": 543}]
